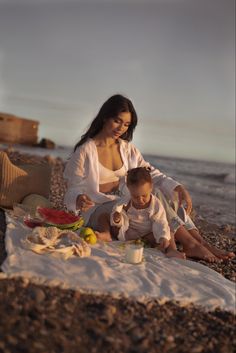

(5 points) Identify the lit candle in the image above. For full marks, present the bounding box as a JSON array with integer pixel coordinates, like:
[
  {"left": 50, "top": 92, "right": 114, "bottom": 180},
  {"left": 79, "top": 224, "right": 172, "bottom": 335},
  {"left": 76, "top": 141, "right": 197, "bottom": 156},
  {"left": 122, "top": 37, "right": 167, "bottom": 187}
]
[{"left": 125, "top": 244, "right": 143, "bottom": 264}]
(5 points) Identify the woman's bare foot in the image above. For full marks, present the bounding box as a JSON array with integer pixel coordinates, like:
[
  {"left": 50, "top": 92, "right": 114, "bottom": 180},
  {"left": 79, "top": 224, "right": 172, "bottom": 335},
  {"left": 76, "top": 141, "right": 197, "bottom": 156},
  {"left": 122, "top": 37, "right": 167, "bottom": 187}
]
[
  {"left": 95, "top": 231, "right": 112, "bottom": 242},
  {"left": 188, "top": 229, "right": 235, "bottom": 260},
  {"left": 202, "top": 243, "right": 235, "bottom": 260},
  {"left": 166, "top": 249, "right": 186, "bottom": 260},
  {"left": 183, "top": 243, "right": 220, "bottom": 263}
]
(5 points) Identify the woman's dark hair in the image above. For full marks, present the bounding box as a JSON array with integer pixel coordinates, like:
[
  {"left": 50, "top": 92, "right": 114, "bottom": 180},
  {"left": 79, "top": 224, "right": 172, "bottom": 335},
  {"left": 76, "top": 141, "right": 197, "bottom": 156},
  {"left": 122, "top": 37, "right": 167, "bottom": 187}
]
[
  {"left": 74, "top": 94, "right": 138, "bottom": 150},
  {"left": 127, "top": 167, "right": 152, "bottom": 186}
]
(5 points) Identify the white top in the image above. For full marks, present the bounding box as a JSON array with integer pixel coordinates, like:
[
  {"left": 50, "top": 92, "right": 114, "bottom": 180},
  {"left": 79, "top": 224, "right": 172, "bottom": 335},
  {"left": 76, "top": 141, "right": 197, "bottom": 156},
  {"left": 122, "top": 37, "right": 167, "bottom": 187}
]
[
  {"left": 63, "top": 138, "right": 180, "bottom": 224},
  {"left": 126, "top": 201, "right": 153, "bottom": 237},
  {"left": 110, "top": 194, "right": 171, "bottom": 242},
  {"left": 98, "top": 162, "right": 126, "bottom": 185}
]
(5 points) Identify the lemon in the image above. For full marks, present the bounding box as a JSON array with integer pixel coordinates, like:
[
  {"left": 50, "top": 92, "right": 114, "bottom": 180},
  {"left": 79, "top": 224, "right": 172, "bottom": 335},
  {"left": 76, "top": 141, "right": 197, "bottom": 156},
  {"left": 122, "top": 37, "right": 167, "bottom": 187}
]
[
  {"left": 80, "top": 227, "right": 94, "bottom": 237},
  {"left": 84, "top": 233, "right": 97, "bottom": 245},
  {"left": 80, "top": 227, "right": 97, "bottom": 245}
]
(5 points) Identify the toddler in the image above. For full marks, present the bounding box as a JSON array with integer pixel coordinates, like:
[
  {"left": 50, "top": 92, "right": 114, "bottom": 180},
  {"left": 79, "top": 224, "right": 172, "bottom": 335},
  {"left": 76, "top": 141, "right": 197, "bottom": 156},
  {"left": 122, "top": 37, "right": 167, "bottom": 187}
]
[{"left": 97, "top": 167, "right": 185, "bottom": 258}]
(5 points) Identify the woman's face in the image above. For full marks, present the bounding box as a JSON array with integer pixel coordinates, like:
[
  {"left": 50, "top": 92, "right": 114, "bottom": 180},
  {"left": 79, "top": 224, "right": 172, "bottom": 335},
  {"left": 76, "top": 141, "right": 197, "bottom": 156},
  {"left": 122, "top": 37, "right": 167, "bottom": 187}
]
[{"left": 102, "top": 112, "right": 132, "bottom": 139}]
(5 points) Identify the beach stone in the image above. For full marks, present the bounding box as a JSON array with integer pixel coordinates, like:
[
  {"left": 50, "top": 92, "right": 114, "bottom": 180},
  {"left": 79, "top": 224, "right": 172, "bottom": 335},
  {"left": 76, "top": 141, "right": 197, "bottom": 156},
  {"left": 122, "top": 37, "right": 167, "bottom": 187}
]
[
  {"left": 191, "top": 345, "right": 204, "bottom": 353},
  {"left": 146, "top": 301, "right": 154, "bottom": 311},
  {"left": 48, "top": 298, "right": 58, "bottom": 310},
  {"left": 18, "top": 332, "right": 28, "bottom": 340},
  {"left": 73, "top": 290, "right": 81, "bottom": 300},
  {"left": 103, "top": 304, "right": 117, "bottom": 325},
  {"left": 32, "top": 341, "right": 46, "bottom": 350},
  {"left": 27, "top": 308, "right": 40, "bottom": 321},
  {"left": 1, "top": 152, "right": 236, "bottom": 353},
  {"left": 62, "top": 320, "right": 72, "bottom": 330},
  {"left": 37, "top": 138, "right": 55, "bottom": 149},
  {"left": 220, "top": 224, "right": 232, "bottom": 233},
  {"left": 5, "top": 334, "right": 18, "bottom": 345},
  {"left": 64, "top": 302, "right": 75, "bottom": 313},
  {"left": 166, "top": 335, "right": 175, "bottom": 343},
  {"left": 39, "top": 328, "right": 48, "bottom": 336},
  {"left": 130, "top": 327, "right": 146, "bottom": 342},
  {"left": 0, "top": 341, "right": 5, "bottom": 350},
  {"left": 44, "top": 155, "right": 56, "bottom": 164},
  {"left": 1, "top": 349, "right": 11, "bottom": 353},
  {"left": 28, "top": 287, "right": 46, "bottom": 303},
  {"left": 21, "top": 278, "right": 30, "bottom": 288},
  {"left": 104, "top": 336, "right": 118, "bottom": 344},
  {"left": 139, "top": 338, "right": 151, "bottom": 350},
  {"left": 45, "top": 318, "right": 58, "bottom": 329}
]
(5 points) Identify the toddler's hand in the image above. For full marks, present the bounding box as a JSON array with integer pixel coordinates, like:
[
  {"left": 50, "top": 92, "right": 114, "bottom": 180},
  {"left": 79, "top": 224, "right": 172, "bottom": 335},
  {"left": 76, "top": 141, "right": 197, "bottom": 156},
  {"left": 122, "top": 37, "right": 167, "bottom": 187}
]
[
  {"left": 113, "top": 212, "right": 121, "bottom": 224},
  {"left": 158, "top": 237, "right": 170, "bottom": 251}
]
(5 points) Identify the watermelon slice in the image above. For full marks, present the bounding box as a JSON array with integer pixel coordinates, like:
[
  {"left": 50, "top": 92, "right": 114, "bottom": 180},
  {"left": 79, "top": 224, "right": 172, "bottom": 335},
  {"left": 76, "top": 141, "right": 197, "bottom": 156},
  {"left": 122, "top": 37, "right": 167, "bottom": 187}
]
[
  {"left": 36, "top": 207, "right": 84, "bottom": 230},
  {"left": 24, "top": 217, "right": 44, "bottom": 228}
]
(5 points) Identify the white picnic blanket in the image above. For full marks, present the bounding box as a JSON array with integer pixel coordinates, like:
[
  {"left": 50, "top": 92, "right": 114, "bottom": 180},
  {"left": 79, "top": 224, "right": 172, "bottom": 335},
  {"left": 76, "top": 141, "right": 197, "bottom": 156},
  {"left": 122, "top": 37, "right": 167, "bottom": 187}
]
[{"left": 1, "top": 214, "right": 236, "bottom": 312}]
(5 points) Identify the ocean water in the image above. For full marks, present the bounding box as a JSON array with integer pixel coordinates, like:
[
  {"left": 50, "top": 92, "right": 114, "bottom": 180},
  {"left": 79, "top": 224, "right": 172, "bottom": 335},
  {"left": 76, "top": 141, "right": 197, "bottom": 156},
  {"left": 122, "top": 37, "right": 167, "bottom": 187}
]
[
  {"left": 2, "top": 143, "right": 235, "bottom": 226},
  {"left": 146, "top": 155, "right": 235, "bottom": 227}
]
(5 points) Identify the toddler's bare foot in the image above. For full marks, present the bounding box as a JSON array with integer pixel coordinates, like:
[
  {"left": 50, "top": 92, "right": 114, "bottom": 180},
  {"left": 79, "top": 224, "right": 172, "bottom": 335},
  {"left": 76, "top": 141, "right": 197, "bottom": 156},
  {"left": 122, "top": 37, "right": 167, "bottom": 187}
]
[
  {"left": 95, "top": 231, "right": 112, "bottom": 242},
  {"left": 183, "top": 243, "right": 220, "bottom": 263},
  {"left": 166, "top": 249, "right": 186, "bottom": 260}
]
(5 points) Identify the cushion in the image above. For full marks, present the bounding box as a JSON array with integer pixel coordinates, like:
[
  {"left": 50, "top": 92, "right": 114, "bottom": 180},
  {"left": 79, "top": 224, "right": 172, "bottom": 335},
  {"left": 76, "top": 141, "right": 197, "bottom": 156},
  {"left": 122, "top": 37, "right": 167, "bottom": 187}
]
[{"left": 0, "top": 151, "right": 51, "bottom": 208}]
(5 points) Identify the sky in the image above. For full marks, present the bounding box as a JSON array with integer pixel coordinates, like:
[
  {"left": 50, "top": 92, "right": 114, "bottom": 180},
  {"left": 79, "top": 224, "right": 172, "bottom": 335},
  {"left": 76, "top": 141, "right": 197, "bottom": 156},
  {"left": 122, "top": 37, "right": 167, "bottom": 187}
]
[{"left": 0, "top": 0, "right": 235, "bottom": 163}]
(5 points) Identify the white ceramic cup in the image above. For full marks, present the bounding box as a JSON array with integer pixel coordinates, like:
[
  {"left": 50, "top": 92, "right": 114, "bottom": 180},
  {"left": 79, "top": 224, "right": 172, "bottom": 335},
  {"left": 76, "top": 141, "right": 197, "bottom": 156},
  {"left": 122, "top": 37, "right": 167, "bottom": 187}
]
[{"left": 125, "top": 244, "right": 144, "bottom": 264}]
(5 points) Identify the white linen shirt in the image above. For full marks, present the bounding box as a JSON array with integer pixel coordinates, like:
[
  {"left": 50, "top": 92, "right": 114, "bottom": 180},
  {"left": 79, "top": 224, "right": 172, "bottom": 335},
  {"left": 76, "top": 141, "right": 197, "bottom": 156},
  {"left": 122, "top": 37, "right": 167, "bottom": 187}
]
[
  {"left": 110, "top": 194, "right": 171, "bottom": 242},
  {"left": 63, "top": 138, "right": 180, "bottom": 224}
]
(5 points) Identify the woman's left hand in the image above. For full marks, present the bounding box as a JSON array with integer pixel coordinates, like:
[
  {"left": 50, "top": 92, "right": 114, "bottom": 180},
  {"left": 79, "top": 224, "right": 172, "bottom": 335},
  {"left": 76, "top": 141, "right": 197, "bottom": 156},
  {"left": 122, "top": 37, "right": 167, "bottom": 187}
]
[{"left": 174, "top": 185, "right": 192, "bottom": 215}]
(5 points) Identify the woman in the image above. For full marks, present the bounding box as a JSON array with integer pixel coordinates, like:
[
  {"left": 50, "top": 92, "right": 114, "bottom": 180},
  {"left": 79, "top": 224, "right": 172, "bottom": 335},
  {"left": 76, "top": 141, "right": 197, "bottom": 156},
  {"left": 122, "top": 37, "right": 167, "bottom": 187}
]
[{"left": 64, "top": 94, "right": 234, "bottom": 262}]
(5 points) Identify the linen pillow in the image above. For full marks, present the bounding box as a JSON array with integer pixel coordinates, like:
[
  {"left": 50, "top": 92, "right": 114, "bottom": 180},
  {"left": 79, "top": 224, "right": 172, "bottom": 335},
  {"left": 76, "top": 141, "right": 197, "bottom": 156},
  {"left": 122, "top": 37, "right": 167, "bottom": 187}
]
[{"left": 0, "top": 151, "right": 51, "bottom": 208}]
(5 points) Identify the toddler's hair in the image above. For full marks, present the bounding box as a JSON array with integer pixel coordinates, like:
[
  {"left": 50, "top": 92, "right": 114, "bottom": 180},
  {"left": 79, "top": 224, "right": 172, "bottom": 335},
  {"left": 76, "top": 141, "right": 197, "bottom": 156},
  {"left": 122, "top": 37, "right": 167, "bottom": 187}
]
[{"left": 127, "top": 167, "right": 152, "bottom": 186}]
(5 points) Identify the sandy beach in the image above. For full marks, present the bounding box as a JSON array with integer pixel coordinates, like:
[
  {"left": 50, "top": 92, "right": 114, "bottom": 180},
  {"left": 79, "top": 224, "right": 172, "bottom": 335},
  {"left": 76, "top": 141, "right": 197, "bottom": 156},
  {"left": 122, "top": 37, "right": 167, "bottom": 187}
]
[{"left": 0, "top": 148, "right": 235, "bottom": 353}]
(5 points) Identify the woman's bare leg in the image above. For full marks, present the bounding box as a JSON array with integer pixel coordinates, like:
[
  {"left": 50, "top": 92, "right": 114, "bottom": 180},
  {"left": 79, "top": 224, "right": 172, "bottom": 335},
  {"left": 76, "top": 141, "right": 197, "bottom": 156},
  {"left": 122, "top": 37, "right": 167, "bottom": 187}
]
[
  {"left": 188, "top": 229, "right": 235, "bottom": 260},
  {"left": 174, "top": 226, "right": 219, "bottom": 262}
]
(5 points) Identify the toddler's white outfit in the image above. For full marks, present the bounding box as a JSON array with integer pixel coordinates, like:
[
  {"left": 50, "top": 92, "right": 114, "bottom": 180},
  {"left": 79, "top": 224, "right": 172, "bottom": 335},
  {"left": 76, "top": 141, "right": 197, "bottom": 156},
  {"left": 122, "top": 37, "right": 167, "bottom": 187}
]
[{"left": 110, "top": 194, "right": 171, "bottom": 243}]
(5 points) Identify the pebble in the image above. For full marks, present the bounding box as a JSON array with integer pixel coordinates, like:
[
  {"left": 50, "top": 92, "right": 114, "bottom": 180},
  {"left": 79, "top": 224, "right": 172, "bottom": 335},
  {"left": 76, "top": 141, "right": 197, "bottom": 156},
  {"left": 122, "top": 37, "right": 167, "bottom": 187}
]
[
  {"left": 73, "top": 290, "right": 81, "bottom": 300},
  {"left": 39, "top": 329, "right": 48, "bottom": 336},
  {"left": 6, "top": 334, "right": 18, "bottom": 345},
  {"left": 166, "top": 335, "right": 175, "bottom": 343},
  {"left": 139, "top": 337, "right": 150, "bottom": 350},
  {"left": 44, "top": 155, "right": 56, "bottom": 164},
  {"left": 220, "top": 225, "right": 232, "bottom": 233},
  {"left": 0, "top": 153, "right": 235, "bottom": 353},
  {"left": 18, "top": 332, "right": 28, "bottom": 340},
  {"left": 0, "top": 277, "right": 235, "bottom": 353},
  {"left": 64, "top": 302, "right": 75, "bottom": 313},
  {"left": 130, "top": 328, "right": 146, "bottom": 342},
  {"left": 29, "top": 287, "right": 46, "bottom": 303},
  {"left": 21, "top": 278, "right": 30, "bottom": 288},
  {"left": 0, "top": 341, "right": 5, "bottom": 349},
  {"left": 33, "top": 341, "right": 46, "bottom": 350},
  {"left": 191, "top": 345, "right": 204, "bottom": 353},
  {"left": 146, "top": 302, "right": 154, "bottom": 311}
]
